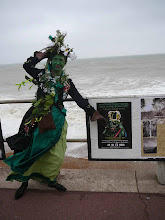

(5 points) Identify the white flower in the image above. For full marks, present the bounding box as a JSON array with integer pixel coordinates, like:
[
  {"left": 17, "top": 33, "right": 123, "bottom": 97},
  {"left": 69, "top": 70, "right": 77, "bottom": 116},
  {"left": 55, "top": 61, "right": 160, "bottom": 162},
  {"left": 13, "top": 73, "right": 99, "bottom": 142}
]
[
  {"left": 69, "top": 52, "right": 77, "bottom": 60},
  {"left": 64, "top": 50, "right": 69, "bottom": 56},
  {"left": 51, "top": 78, "right": 56, "bottom": 83},
  {"left": 61, "top": 46, "right": 69, "bottom": 56},
  {"left": 60, "top": 46, "right": 66, "bottom": 51},
  {"left": 50, "top": 87, "right": 55, "bottom": 95},
  {"left": 43, "top": 87, "right": 48, "bottom": 93}
]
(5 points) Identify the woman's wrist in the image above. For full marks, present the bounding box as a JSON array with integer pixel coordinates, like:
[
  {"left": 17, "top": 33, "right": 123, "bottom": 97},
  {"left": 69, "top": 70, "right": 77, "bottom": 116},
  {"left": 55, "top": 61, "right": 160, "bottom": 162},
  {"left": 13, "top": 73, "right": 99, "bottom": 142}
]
[{"left": 34, "top": 51, "right": 47, "bottom": 60}]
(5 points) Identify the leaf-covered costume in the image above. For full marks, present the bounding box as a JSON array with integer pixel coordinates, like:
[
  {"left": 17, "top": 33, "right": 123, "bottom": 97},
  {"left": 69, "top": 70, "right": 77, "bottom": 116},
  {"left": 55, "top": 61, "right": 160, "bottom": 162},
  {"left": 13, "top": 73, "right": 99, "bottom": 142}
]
[{"left": 4, "top": 56, "right": 95, "bottom": 184}]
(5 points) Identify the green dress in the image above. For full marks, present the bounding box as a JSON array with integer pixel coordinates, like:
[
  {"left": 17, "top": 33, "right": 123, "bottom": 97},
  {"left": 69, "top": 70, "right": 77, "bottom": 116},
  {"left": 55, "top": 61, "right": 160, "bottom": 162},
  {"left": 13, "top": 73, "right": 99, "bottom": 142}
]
[{"left": 4, "top": 106, "right": 67, "bottom": 185}]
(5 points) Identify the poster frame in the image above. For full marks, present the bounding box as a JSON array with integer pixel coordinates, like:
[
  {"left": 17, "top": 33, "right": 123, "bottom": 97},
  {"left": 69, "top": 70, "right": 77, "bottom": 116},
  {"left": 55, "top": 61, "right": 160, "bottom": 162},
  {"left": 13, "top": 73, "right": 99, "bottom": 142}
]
[{"left": 86, "top": 97, "right": 165, "bottom": 161}]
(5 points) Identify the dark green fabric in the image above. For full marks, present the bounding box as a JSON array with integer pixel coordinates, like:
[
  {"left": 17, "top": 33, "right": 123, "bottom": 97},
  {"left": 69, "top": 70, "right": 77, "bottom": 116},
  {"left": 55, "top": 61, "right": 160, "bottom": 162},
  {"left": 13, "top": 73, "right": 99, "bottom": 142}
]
[
  {"left": 4, "top": 106, "right": 65, "bottom": 174},
  {"left": 6, "top": 173, "right": 57, "bottom": 185}
]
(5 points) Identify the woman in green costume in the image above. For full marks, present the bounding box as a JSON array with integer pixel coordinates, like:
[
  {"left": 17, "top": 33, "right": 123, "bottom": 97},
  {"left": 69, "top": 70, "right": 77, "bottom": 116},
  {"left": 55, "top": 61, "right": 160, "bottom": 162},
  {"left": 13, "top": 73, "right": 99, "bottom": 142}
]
[{"left": 4, "top": 30, "right": 106, "bottom": 200}]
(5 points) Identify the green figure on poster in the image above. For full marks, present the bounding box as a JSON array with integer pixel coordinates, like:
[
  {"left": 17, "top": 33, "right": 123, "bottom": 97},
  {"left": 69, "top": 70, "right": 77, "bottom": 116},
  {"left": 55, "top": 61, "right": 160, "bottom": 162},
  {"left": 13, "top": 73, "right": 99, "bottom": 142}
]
[{"left": 102, "top": 111, "right": 127, "bottom": 138}]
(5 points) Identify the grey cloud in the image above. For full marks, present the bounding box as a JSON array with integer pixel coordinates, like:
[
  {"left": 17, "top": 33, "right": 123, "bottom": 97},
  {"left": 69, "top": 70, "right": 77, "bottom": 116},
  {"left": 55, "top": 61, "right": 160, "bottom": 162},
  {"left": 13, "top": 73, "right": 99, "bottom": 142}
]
[{"left": 0, "top": 0, "right": 165, "bottom": 64}]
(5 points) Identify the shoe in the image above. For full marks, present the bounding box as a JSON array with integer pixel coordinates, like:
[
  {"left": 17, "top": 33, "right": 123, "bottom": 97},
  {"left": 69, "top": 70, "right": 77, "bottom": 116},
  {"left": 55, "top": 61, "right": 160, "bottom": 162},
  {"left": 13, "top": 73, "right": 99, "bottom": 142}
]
[
  {"left": 48, "top": 182, "right": 67, "bottom": 191},
  {"left": 15, "top": 182, "right": 28, "bottom": 200}
]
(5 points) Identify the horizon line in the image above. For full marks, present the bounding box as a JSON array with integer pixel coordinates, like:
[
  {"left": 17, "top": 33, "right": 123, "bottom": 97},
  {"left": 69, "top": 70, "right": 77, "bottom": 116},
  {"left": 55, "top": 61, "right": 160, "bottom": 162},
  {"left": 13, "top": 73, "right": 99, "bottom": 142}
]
[{"left": 0, "top": 52, "right": 165, "bottom": 65}]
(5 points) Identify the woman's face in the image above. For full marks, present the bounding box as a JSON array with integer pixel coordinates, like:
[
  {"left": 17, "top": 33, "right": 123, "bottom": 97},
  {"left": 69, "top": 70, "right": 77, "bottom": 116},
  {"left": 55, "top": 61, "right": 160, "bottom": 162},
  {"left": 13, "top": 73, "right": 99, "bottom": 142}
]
[{"left": 51, "top": 54, "right": 66, "bottom": 73}]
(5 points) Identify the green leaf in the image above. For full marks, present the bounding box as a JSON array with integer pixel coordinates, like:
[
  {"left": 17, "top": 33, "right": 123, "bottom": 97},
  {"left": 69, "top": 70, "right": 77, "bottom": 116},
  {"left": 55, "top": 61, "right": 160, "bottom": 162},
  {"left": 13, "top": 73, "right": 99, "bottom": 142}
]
[
  {"left": 25, "top": 120, "right": 32, "bottom": 125},
  {"left": 33, "top": 99, "right": 42, "bottom": 107},
  {"left": 44, "top": 105, "right": 51, "bottom": 111},
  {"left": 29, "top": 85, "right": 33, "bottom": 90}
]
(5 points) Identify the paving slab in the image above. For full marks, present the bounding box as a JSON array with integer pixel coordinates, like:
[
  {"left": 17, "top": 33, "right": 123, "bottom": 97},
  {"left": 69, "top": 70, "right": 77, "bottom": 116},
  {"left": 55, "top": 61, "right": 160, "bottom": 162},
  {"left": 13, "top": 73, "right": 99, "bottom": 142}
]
[
  {"left": 58, "top": 169, "right": 137, "bottom": 192},
  {"left": 1, "top": 166, "right": 165, "bottom": 194},
  {"left": 0, "top": 168, "right": 137, "bottom": 192},
  {"left": 136, "top": 167, "right": 165, "bottom": 194}
]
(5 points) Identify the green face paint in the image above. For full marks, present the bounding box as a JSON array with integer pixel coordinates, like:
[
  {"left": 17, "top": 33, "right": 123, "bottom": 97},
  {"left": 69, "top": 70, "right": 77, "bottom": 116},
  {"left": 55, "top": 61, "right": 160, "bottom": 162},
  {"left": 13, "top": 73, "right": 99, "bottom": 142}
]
[{"left": 51, "top": 54, "right": 66, "bottom": 74}]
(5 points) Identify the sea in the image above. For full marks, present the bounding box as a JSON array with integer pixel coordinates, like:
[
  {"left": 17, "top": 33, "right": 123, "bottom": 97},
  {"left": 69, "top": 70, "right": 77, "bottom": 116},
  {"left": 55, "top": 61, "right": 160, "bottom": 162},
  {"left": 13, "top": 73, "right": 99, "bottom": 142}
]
[{"left": 0, "top": 53, "right": 165, "bottom": 158}]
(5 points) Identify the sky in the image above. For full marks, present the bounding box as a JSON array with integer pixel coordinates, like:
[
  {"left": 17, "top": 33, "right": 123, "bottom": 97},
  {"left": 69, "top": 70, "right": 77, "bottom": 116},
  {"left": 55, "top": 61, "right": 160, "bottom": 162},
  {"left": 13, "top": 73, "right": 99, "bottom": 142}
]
[{"left": 0, "top": 0, "right": 165, "bottom": 64}]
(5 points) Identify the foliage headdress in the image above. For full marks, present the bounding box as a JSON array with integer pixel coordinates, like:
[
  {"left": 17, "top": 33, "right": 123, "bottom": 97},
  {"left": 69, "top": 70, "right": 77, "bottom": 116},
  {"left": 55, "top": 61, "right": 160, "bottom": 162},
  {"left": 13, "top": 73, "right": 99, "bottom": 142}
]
[{"left": 40, "top": 30, "right": 77, "bottom": 61}]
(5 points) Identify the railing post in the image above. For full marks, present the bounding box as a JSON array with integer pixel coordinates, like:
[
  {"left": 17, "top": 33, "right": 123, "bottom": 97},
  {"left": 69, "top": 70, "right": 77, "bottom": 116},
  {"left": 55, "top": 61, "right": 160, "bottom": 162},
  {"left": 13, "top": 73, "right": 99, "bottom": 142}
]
[
  {"left": 157, "top": 161, "right": 165, "bottom": 184},
  {"left": 0, "top": 119, "right": 6, "bottom": 160}
]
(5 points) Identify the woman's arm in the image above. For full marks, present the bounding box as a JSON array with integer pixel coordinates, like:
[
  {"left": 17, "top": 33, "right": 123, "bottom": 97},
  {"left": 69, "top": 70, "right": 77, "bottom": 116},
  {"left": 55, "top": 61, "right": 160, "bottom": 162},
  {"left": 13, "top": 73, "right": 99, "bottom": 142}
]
[
  {"left": 68, "top": 79, "right": 95, "bottom": 116},
  {"left": 23, "top": 52, "right": 47, "bottom": 80},
  {"left": 68, "top": 79, "right": 107, "bottom": 125}
]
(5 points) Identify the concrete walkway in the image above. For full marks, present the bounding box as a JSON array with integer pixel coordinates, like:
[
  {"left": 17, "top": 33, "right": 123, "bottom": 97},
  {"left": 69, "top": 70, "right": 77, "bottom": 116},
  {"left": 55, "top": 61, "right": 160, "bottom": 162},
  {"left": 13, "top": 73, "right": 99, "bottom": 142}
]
[{"left": 1, "top": 162, "right": 165, "bottom": 193}]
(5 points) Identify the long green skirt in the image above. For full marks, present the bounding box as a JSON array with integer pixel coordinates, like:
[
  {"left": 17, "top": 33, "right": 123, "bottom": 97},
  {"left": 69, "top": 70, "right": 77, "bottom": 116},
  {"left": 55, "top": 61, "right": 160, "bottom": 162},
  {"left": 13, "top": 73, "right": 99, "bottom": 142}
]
[{"left": 4, "top": 106, "right": 68, "bottom": 185}]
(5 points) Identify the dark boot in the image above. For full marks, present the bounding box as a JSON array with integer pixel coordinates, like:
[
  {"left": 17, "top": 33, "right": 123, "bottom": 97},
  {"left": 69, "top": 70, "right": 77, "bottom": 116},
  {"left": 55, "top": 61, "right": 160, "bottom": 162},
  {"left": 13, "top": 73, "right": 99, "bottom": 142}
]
[
  {"left": 48, "top": 182, "right": 67, "bottom": 191},
  {"left": 15, "top": 182, "right": 28, "bottom": 200}
]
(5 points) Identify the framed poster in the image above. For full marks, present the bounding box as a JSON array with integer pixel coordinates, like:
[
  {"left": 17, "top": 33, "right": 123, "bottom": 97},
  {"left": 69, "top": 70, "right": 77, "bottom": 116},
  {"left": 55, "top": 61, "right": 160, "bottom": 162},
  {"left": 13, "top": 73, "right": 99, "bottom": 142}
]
[
  {"left": 87, "top": 97, "right": 165, "bottom": 161},
  {"left": 97, "top": 102, "right": 132, "bottom": 150},
  {"left": 141, "top": 98, "right": 165, "bottom": 158}
]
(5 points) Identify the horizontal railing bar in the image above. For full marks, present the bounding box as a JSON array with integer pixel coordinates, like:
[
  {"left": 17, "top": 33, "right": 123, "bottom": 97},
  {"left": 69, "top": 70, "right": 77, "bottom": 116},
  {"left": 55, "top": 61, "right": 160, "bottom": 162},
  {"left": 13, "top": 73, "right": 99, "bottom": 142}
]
[
  {"left": 0, "top": 98, "right": 74, "bottom": 104},
  {"left": 86, "top": 94, "right": 165, "bottom": 99},
  {"left": 0, "top": 99, "right": 34, "bottom": 104},
  {"left": 1, "top": 94, "right": 165, "bottom": 104},
  {"left": 67, "top": 139, "right": 87, "bottom": 142},
  {"left": 3, "top": 138, "right": 87, "bottom": 143}
]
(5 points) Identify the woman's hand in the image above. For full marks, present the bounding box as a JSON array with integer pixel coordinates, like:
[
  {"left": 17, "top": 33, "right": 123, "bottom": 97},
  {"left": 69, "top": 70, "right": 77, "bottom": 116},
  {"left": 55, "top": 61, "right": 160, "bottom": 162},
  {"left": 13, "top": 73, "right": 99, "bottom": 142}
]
[
  {"left": 91, "top": 111, "right": 108, "bottom": 126},
  {"left": 34, "top": 51, "right": 48, "bottom": 60}
]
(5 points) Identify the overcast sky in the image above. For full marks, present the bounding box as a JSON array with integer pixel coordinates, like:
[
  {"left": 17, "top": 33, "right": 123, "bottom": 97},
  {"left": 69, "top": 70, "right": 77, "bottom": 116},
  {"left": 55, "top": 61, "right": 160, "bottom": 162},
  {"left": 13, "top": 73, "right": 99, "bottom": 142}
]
[{"left": 0, "top": 0, "right": 165, "bottom": 64}]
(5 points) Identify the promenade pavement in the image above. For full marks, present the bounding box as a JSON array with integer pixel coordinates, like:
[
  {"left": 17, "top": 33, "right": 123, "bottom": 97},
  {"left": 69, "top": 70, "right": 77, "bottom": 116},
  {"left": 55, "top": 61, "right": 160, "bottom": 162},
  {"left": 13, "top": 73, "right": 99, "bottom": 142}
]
[{"left": 1, "top": 159, "right": 165, "bottom": 219}]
